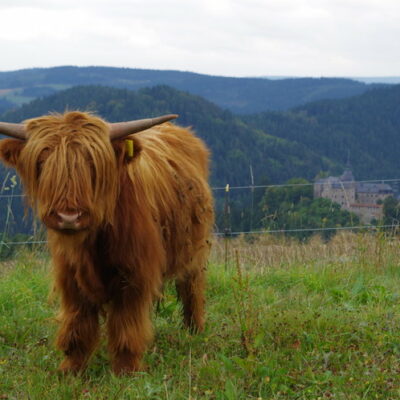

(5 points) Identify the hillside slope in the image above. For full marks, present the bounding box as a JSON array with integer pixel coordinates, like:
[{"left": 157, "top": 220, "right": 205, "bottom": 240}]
[
  {"left": 1, "top": 85, "right": 338, "bottom": 187},
  {"left": 0, "top": 66, "right": 375, "bottom": 114},
  {"left": 244, "top": 84, "right": 400, "bottom": 180}
]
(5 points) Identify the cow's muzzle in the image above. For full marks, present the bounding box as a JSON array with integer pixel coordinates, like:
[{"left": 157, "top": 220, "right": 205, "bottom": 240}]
[
  {"left": 57, "top": 212, "right": 81, "bottom": 230},
  {"left": 43, "top": 210, "right": 90, "bottom": 233}
]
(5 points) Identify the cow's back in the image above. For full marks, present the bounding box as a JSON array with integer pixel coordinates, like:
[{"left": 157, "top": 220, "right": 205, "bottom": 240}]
[{"left": 126, "top": 123, "right": 214, "bottom": 277}]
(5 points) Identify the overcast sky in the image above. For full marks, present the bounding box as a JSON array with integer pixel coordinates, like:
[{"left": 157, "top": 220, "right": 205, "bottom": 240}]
[{"left": 1, "top": 0, "right": 399, "bottom": 77}]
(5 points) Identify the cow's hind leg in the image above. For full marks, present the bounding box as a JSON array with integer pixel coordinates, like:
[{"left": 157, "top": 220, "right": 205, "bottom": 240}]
[
  {"left": 176, "top": 266, "right": 206, "bottom": 332},
  {"left": 107, "top": 285, "right": 154, "bottom": 375}
]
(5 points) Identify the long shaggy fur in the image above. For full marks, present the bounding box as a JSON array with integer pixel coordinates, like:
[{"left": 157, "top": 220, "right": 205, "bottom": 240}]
[{"left": 0, "top": 111, "right": 214, "bottom": 374}]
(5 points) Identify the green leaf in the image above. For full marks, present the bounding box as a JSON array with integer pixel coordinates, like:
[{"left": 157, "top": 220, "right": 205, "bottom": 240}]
[{"left": 224, "top": 379, "right": 237, "bottom": 400}]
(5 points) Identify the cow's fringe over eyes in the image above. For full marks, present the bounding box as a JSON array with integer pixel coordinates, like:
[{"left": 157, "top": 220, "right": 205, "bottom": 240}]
[{"left": 19, "top": 112, "right": 118, "bottom": 225}]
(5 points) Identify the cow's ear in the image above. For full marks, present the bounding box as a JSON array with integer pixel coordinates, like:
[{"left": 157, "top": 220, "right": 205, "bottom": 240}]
[
  {"left": 112, "top": 137, "right": 142, "bottom": 166},
  {"left": 0, "top": 138, "right": 25, "bottom": 168}
]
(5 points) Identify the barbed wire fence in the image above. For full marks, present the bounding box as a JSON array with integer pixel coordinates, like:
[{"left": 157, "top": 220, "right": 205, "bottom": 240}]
[{"left": 1, "top": 178, "right": 400, "bottom": 258}]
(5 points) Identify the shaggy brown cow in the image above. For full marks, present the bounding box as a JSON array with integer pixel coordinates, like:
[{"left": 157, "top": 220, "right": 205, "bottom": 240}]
[{"left": 0, "top": 111, "right": 214, "bottom": 375}]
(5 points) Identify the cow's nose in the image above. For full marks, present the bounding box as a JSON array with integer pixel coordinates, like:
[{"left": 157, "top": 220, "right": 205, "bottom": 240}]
[{"left": 57, "top": 212, "right": 80, "bottom": 224}]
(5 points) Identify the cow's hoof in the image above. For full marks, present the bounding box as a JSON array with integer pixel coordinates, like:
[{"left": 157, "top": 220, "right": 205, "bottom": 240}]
[
  {"left": 58, "top": 358, "right": 85, "bottom": 375},
  {"left": 112, "top": 354, "right": 142, "bottom": 376}
]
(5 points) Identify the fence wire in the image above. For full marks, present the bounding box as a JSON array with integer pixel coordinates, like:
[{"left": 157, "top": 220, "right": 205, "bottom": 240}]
[
  {"left": 1, "top": 177, "right": 399, "bottom": 248},
  {"left": 214, "top": 224, "right": 399, "bottom": 236},
  {"left": 212, "top": 178, "right": 400, "bottom": 191},
  {"left": 1, "top": 178, "right": 400, "bottom": 197}
]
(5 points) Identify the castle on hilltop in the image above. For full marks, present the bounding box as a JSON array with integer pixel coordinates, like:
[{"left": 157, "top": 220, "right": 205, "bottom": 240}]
[{"left": 314, "top": 169, "right": 393, "bottom": 223}]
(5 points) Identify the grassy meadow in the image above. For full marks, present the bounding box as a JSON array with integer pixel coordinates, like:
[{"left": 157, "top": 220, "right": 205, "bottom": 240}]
[{"left": 1, "top": 233, "right": 400, "bottom": 399}]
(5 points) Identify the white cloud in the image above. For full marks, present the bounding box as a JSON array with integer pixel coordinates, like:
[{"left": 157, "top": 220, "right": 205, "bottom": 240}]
[{"left": 0, "top": 0, "right": 399, "bottom": 76}]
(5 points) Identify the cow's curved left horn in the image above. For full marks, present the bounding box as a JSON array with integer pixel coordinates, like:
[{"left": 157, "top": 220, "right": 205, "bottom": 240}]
[
  {"left": 0, "top": 122, "right": 26, "bottom": 140},
  {"left": 109, "top": 114, "right": 178, "bottom": 140}
]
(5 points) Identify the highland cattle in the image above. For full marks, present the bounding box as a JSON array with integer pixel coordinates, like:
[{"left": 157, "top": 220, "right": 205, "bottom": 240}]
[{"left": 0, "top": 111, "right": 214, "bottom": 374}]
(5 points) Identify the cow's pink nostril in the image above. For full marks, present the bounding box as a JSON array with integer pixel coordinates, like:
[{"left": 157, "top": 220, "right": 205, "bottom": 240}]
[{"left": 57, "top": 212, "right": 80, "bottom": 224}]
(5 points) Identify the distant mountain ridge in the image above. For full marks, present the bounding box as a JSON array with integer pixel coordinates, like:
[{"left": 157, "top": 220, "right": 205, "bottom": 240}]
[
  {"left": 0, "top": 66, "right": 380, "bottom": 114},
  {"left": 353, "top": 77, "right": 400, "bottom": 84},
  {"left": 261, "top": 76, "right": 400, "bottom": 84}
]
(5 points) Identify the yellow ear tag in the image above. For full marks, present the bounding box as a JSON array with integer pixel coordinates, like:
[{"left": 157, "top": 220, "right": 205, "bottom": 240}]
[{"left": 125, "top": 139, "right": 134, "bottom": 158}]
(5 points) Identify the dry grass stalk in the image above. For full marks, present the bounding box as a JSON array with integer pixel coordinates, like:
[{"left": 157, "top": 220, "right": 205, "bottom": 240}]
[{"left": 211, "top": 232, "right": 400, "bottom": 272}]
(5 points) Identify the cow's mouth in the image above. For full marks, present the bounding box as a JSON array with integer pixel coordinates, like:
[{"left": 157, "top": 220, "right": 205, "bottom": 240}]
[{"left": 54, "top": 226, "right": 89, "bottom": 234}]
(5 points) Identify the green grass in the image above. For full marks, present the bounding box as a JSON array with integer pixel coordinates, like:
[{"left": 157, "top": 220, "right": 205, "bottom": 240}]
[{"left": 1, "top": 245, "right": 400, "bottom": 399}]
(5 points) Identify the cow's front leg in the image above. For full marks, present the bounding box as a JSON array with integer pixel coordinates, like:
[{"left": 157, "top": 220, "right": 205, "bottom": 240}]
[
  {"left": 57, "top": 303, "right": 100, "bottom": 374},
  {"left": 107, "top": 284, "right": 154, "bottom": 375},
  {"left": 55, "top": 268, "right": 100, "bottom": 374}
]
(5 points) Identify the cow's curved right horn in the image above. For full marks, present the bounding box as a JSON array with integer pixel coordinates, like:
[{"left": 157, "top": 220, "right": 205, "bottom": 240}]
[
  {"left": 109, "top": 114, "right": 178, "bottom": 140},
  {"left": 0, "top": 122, "right": 26, "bottom": 140}
]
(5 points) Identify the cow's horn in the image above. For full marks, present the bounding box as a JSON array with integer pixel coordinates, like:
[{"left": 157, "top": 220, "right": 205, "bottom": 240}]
[
  {"left": 109, "top": 114, "right": 178, "bottom": 140},
  {"left": 0, "top": 122, "right": 26, "bottom": 140}
]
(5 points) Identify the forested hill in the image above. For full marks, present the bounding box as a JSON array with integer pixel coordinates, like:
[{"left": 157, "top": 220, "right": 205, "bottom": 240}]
[
  {"left": 0, "top": 66, "right": 376, "bottom": 114},
  {"left": 2, "top": 82, "right": 400, "bottom": 185},
  {"left": 0, "top": 85, "right": 338, "bottom": 186},
  {"left": 244, "top": 84, "right": 400, "bottom": 181},
  {"left": 1, "top": 82, "right": 400, "bottom": 236}
]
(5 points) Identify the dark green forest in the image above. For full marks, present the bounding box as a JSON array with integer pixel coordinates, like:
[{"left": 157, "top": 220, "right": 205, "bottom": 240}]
[
  {"left": 1, "top": 85, "right": 339, "bottom": 187},
  {"left": 244, "top": 84, "right": 400, "bottom": 180}
]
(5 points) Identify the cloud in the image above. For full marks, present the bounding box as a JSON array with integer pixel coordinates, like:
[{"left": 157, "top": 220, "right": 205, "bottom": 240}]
[{"left": 1, "top": 0, "right": 399, "bottom": 76}]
